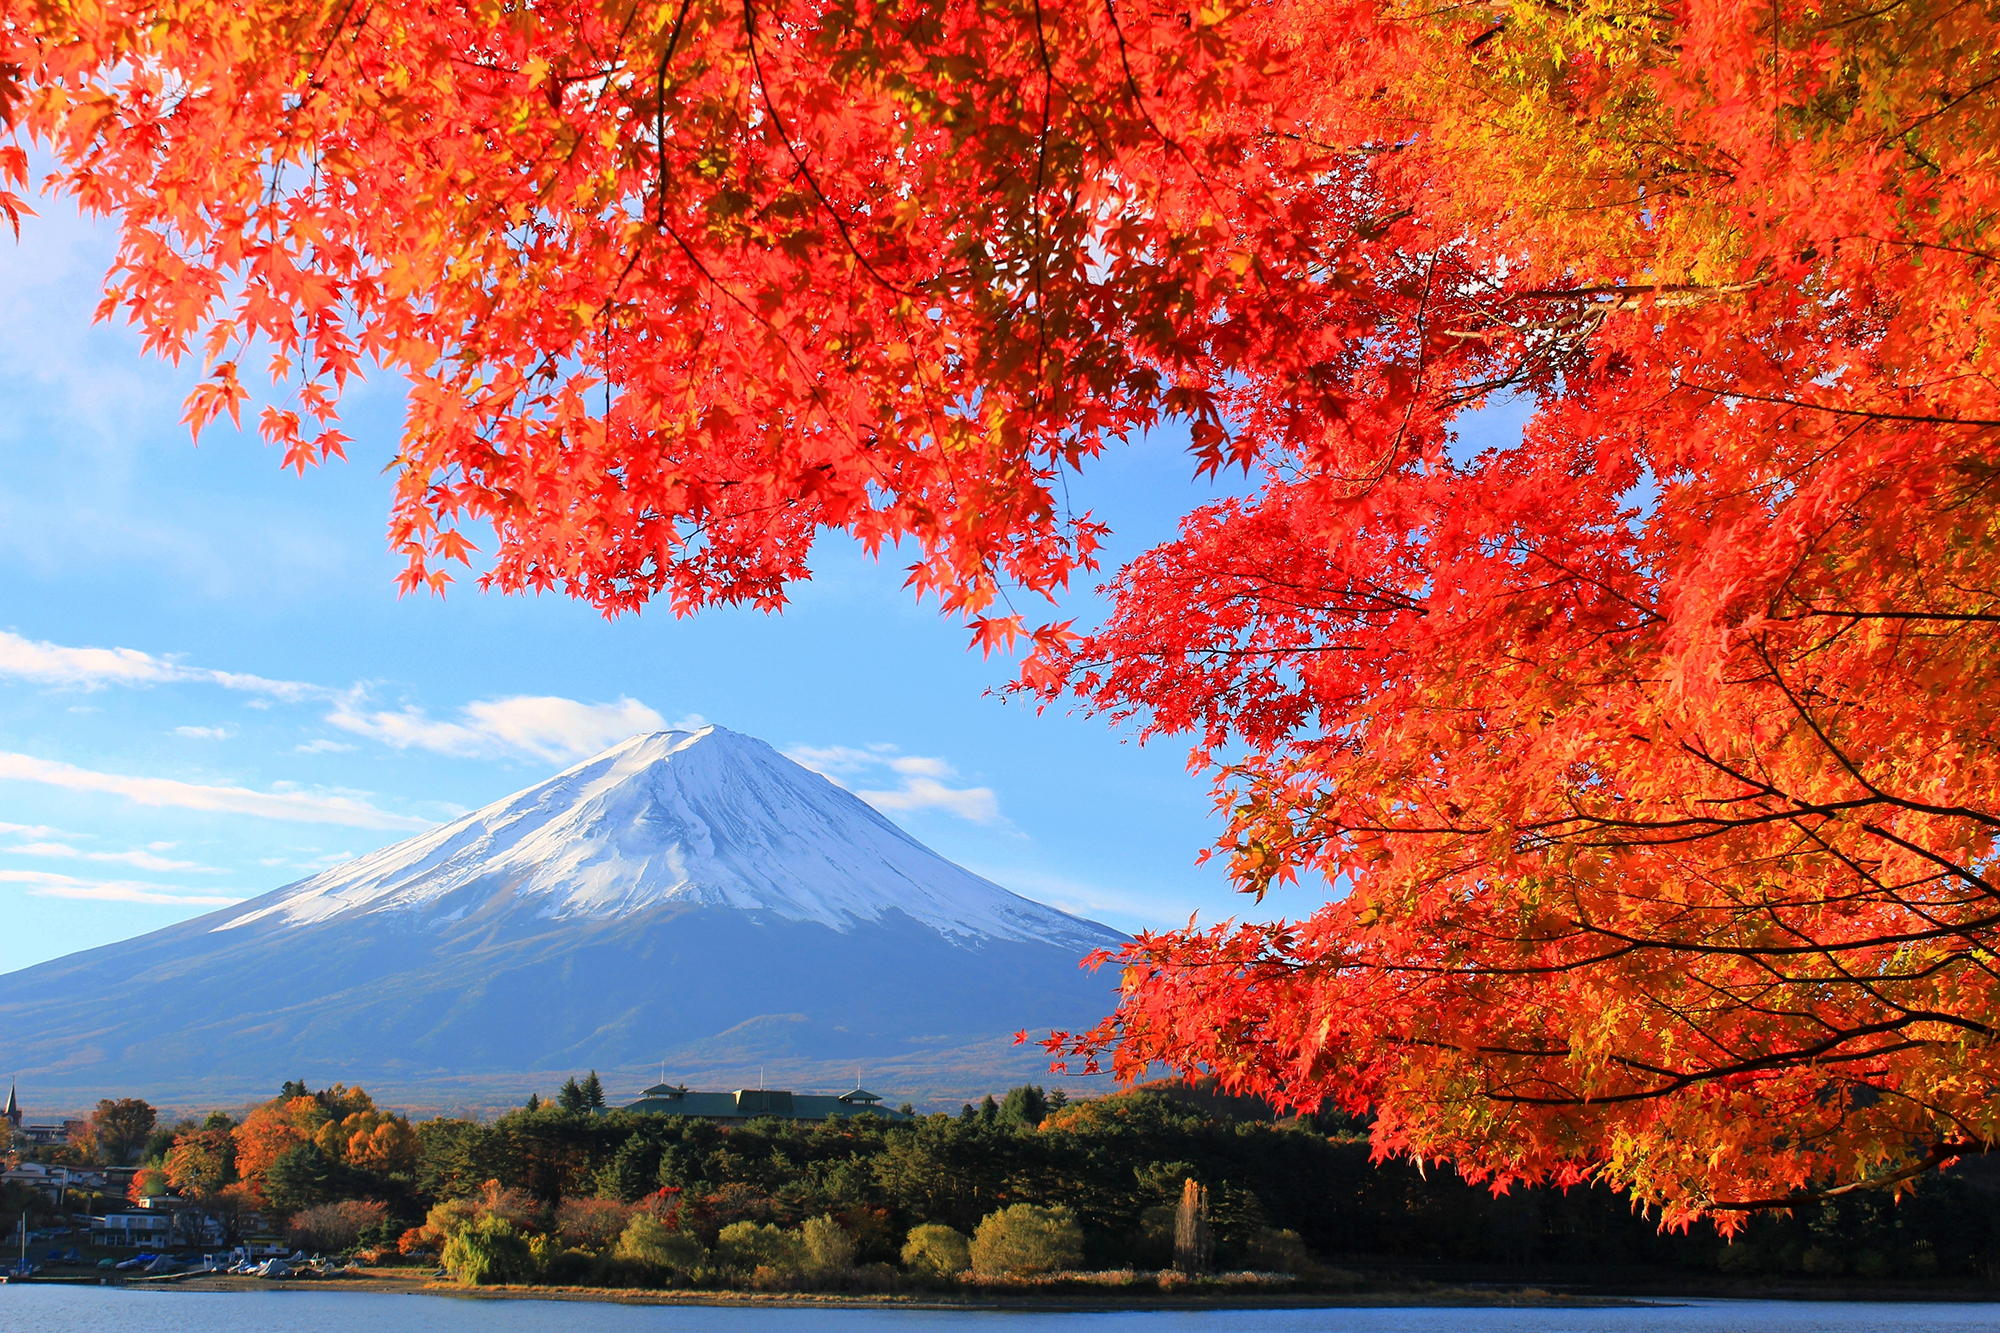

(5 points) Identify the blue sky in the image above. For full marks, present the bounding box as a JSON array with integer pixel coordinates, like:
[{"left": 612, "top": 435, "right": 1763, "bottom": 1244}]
[{"left": 0, "top": 184, "right": 1291, "bottom": 974}]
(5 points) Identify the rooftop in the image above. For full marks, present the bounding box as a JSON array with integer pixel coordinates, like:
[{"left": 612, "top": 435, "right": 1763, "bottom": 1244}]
[{"left": 622, "top": 1083, "right": 910, "bottom": 1122}]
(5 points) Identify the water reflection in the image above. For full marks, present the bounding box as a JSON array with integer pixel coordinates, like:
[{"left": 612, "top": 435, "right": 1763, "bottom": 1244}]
[{"left": 4, "top": 1289, "right": 1999, "bottom": 1333}]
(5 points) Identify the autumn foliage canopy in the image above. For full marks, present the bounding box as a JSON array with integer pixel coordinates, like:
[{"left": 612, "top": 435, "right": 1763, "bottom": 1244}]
[{"left": 4, "top": 0, "right": 1997, "bottom": 1228}]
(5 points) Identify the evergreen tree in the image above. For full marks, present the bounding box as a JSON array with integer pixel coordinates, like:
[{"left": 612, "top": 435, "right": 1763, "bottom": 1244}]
[
  {"left": 557, "top": 1077, "right": 588, "bottom": 1113},
  {"left": 998, "top": 1085, "right": 1048, "bottom": 1128},
  {"left": 978, "top": 1094, "right": 999, "bottom": 1125},
  {"left": 264, "top": 1142, "right": 335, "bottom": 1215},
  {"left": 525, "top": 1093, "right": 541, "bottom": 1112},
  {"left": 279, "top": 1079, "right": 309, "bottom": 1100},
  {"left": 581, "top": 1070, "right": 606, "bottom": 1111}
]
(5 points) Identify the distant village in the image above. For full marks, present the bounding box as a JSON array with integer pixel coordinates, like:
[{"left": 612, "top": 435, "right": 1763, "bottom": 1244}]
[{"left": 2, "top": 1073, "right": 916, "bottom": 1265}]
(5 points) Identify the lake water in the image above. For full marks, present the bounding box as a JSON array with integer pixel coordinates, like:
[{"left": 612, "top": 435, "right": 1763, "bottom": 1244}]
[{"left": 3, "top": 1288, "right": 1999, "bottom": 1333}]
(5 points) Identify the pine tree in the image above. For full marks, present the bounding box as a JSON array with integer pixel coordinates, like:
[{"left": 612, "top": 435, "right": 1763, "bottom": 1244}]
[
  {"left": 998, "top": 1085, "right": 1048, "bottom": 1127},
  {"left": 557, "top": 1077, "right": 587, "bottom": 1114},
  {"left": 524, "top": 1093, "right": 540, "bottom": 1112},
  {"left": 279, "top": 1079, "right": 308, "bottom": 1100},
  {"left": 581, "top": 1071, "right": 606, "bottom": 1112}
]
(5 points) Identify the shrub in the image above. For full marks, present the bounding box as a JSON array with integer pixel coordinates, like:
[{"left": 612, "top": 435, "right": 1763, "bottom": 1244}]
[
  {"left": 901, "top": 1223, "right": 971, "bottom": 1279},
  {"left": 716, "top": 1220, "right": 806, "bottom": 1274},
  {"left": 969, "top": 1204, "right": 1084, "bottom": 1275},
  {"left": 1242, "top": 1227, "right": 1312, "bottom": 1274},
  {"left": 286, "top": 1198, "right": 390, "bottom": 1253},
  {"left": 802, "top": 1214, "right": 857, "bottom": 1273},
  {"left": 441, "top": 1215, "right": 534, "bottom": 1285},
  {"left": 557, "top": 1196, "right": 632, "bottom": 1251},
  {"left": 615, "top": 1214, "right": 709, "bottom": 1274},
  {"left": 529, "top": 1233, "right": 592, "bottom": 1284}
]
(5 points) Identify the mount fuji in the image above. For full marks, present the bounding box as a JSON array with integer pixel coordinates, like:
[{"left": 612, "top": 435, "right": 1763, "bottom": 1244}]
[{"left": 0, "top": 727, "right": 1129, "bottom": 1107}]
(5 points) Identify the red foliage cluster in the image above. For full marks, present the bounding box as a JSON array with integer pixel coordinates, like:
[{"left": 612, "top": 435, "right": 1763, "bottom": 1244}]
[{"left": 4, "top": 0, "right": 1996, "bottom": 1226}]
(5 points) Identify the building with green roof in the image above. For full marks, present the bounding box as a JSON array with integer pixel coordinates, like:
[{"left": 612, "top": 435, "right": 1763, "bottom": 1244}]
[{"left": 622, "top": 1083, "right": 911, "bottom": 1123}]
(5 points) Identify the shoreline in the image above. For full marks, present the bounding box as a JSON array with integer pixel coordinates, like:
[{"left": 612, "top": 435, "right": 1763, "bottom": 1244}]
[
  {"left": 39, "top": 1269, "right": 1998, "bottom": 1310},
  {"left": 41, "top": 1268, "right": 1656, "bottom": 1309}
]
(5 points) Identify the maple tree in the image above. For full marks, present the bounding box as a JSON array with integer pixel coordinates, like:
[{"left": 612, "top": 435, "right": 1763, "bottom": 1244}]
[{"left": 4, "top": 0, "right": 1997, "bottom": 1228}]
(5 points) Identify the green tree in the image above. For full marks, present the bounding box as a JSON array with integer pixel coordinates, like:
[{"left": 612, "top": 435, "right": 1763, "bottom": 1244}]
[
  {"left": 801, "top": 1214, "right": 856, "bottom": 1273},
  {"left": 263, "top": 1142, "right": 335, "bottom": 1215},
  {"left": 280, "top": 1080, "right": 309, "bottom": 1100},
  {"left": 89, "top": 1098, "right": 157, "bottom": 1165},
  {"left": 900, "top": 1223, "right": 971, "bottom": 1278},
  {"left": 998, "top": 1086, "right": 1048, "bottom": 1128},
  {"left": 581, "top": 1071, "right": 606, "bottom": 1112},
  {"left": 616, "top": 1214, "right": 707, "bottom": 1273},
  {"left": 716, "top": 1220, "right": 806, "bottom": 1273},
  {"left": 442, "top": 1214, "right": 534, "bottom": 1285},
  {"left": 969, "top": 1204, "right": 1084, "bottom": 1275},
  {"left": 524, "top": 1093, "right": 540, "bottom": 1112},
  {"left": 557, "top": 1078, "right": 588, "bottom": 1114},
  {"left": 414, "top": 1118, "right": 500, "bottom": 1201}
]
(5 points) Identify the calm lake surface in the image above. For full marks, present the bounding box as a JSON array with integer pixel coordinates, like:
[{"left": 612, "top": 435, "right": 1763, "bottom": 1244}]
[{"left": 4, "top": 1289, "right": 2000, "bottom": 1333}]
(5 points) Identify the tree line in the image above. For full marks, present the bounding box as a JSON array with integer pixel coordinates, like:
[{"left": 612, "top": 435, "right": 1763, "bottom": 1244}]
[{"left": 12, "top": 1078, "right": 2000, "bottom": 1289}]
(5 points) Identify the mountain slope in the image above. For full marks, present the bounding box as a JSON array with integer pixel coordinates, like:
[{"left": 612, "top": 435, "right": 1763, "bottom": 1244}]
[{"left": 0, "top": 727, "right": 1127, "bottom": 1107}]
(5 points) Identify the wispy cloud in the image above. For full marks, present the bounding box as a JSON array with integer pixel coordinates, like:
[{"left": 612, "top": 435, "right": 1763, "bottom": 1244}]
[
  {"left": 174, "top": 725, "right": 231, "bottom": 740},
  {"left": 787, "top": 743, "right": 1001, "bottom": 823},
  {"left": 967, "top": 864, "right": 1184, "bottom": 929},
  {"left": 294, "top": 738, "right": 356, "bottom": 754},
  {"left": 857, "top": 776, "right": 1000, "bottom": 822},
  {"left": 4, "top": 840, "right": 215, "bottom": 873},
  {"left": 0, "top": 820, "right": 62, "bottom": 838},
  {"left": 328, "top": 694, "right": 668, "bottom": 763},
  {"left": 0, "top": 868, "right": 245, "bottom": 908},
  {"left": 0, "top": 751, "right": 433, "bottom": 830},
  {"left": 0, "top": 629, "right": 323, "bottom": 700}
]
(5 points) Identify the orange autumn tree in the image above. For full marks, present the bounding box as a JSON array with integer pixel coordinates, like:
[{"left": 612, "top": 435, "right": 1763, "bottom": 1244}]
[
  {"left": 4, "top": 0, "right": 1998, "bottom": 1227},
  {"left": 232, "top": 1085, "right": 378, "bottom": 1192}
]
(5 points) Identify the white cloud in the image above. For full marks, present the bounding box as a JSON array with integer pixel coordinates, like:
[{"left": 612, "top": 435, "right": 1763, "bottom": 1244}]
[
  {"left": 857, "top": 775, "right": 1000, "bottom": 822},
  {"left": 0, "top": 751, "right": 433, "bottom": 830},
  {"left": 0, "top": 869, "right": 244, "bottom": 908},
  {"left": 4, "top": 840, "right": 214, "bottom": 873},
  {"left": 294, "top": 738, "right": 356, "bottom": 754},
  {"left": 785, "top": 745, "right": 882, "bottom": 776},
  {"left": 174, "top": 725, "right": 231, "bottom": 740},
  {"left": 0, "top": 821, "right": 61, "bottom": 837},
  {"left": 327, "top": 694, "right": 668, "bottom": 763},
  {"left": 967, "top": 865, "right": 1187, "bottom": 929},
  {"left": 0, "top": 629, "right": 322, "bottom": 699},
  {"left": 787, "top": 743, "right": 1000, "bottom": 823}
]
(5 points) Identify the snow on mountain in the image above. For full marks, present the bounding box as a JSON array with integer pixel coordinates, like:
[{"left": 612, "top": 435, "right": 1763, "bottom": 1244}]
[
  {"left": 0, "top": 725, "right": 1129, "bottom": 1105},
  {"left": 217, "top": 726, "right": 1109, "bottom": 951}
]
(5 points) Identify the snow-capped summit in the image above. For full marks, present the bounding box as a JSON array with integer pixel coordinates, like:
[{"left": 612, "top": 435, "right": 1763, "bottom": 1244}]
[
  {"left": 0, "top": 725, "right": 1128, "bottom": 1105},
  {"left": 217, "top": 726, "right": 1108, "bottom": 950}
]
